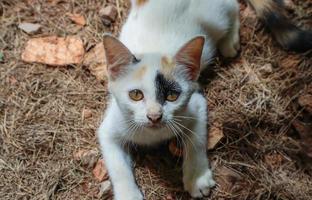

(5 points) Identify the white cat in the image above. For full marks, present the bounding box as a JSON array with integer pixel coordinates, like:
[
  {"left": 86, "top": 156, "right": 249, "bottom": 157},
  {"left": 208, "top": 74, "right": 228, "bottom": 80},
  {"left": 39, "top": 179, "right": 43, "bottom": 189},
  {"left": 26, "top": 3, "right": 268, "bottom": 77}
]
[{"left": 98, "top": 0, "right": 311, "bottom": 199}]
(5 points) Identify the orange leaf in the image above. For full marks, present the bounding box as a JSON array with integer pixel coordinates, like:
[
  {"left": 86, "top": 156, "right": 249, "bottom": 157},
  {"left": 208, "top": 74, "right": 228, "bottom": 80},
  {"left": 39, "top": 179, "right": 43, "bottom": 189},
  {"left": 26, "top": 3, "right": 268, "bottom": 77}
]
[
  {"left": 83, "top": 42, "right": 107, "bottom": 81},
  {"left": 93, "top": 159, "right": 108, "bottom": 182},
  {"left": 67, "top": 13, "right": 86, "bottom": 26},
  {"left": 21, "top": 36, "right": 85, "bottom": 66},
  {"left": 207, "top": 123, "right": 224, "bottom": 150}
]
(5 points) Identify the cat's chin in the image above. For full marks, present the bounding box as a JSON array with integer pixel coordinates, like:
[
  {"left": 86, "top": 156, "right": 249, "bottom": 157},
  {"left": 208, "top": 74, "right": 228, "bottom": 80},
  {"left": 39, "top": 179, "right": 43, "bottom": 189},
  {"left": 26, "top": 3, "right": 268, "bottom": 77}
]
[{"left": 145, "top": 123, "right": 164, "bottom": 129}]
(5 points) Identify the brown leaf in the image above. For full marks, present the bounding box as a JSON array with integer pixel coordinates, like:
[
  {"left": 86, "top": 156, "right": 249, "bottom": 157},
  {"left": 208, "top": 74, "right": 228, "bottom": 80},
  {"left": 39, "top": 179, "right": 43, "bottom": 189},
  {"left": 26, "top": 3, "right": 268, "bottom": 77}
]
[
  {"left": 7, "top": 76, "right": 18, "bottom": 85},
  {"left": 168, "top": 139, "right": 183, "bottom": 157},
  {"left": 83, "top": 42, "right": 107, "bottom": 81},
  {"left": 215, "top": 166, "right": 243, "bottom": 193},
  {"left": 298, "top": 94, "right": 312, "bottom": 113},
  {"left": 292, "top": 120, "right": 312, "bottom": 158},
  {"left": 279, "top": 54, "right": 301, "bottom": 69},
  {"left": 67, "top": 13, "right": 86, "bottom": 26},
  {"left": 165, "top": 194, "right": 174, "bottom": 200},
  {"left": 241, "top": 6, "right": 257, "bottom": 27},
  {"left": 93, "top": 159, "right": 108, "bottom": 182},
  {"left": 264, "top": 152, "right": 284, "bottom": 169},
  {"left": 74, "top": 149, "right": 98, "bottom": 168},
  {"left": 21, "top": 36, "right": 85, "bottom": 66},
  {"left": 207, "top": 122, "right": 224, "bottom": 150},
  {"left": 82, "top": 108, "right": 93, "bottom": 120}
]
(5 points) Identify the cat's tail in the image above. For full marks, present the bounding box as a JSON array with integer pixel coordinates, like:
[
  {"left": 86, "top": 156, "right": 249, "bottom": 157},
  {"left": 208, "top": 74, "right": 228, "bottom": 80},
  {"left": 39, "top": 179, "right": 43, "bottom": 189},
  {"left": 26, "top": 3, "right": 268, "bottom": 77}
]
[{"left": 245, "top": 0, "right": 312, "bottom": 52}]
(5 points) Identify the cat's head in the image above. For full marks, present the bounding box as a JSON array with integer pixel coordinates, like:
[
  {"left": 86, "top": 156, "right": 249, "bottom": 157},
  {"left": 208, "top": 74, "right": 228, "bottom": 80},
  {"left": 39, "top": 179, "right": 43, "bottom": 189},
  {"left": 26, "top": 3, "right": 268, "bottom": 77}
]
[{"left": 103, "top": 35, "right": 204, "bottom": 129}]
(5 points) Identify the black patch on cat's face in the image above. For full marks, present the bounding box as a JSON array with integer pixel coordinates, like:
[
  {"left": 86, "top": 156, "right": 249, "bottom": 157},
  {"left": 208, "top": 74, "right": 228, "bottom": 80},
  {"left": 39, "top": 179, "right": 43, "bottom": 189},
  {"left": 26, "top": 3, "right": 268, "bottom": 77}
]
[{"left": 155, "top": 73, "right": 182, "bottom": 105}]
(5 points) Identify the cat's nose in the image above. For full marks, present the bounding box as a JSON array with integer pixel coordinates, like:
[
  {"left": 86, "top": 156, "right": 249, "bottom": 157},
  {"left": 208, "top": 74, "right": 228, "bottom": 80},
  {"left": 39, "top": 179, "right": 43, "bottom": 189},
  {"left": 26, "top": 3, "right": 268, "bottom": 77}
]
[{"left": 147, "top": 113, "right": 162, "bottom": 123}]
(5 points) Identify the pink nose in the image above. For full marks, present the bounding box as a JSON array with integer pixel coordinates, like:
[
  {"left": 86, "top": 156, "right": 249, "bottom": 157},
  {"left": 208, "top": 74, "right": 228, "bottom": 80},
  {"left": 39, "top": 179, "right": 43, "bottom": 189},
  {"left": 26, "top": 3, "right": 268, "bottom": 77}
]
[{"left": 147, "top": 114, "right": 162, "bottom": 123}]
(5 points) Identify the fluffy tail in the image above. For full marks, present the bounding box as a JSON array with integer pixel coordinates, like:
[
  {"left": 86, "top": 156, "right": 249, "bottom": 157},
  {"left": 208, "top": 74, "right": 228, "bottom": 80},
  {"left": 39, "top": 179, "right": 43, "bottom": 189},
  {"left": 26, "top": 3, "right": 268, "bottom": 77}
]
[{"left": 245, "top": 0, "right": 312, "bottom": 52}]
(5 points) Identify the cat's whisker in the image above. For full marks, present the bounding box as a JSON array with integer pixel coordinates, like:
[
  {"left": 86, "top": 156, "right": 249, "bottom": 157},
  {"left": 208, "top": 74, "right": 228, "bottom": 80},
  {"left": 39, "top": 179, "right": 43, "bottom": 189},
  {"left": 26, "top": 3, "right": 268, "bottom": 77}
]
[
  {"left": 167, "top": 120, "right": 188, "bottom": 161},
  {"left": 170, "top": 119, "right": 197, "bottom": 153},
  {"left": 174, "top": 115, "right": 198, "bottom": 120}
]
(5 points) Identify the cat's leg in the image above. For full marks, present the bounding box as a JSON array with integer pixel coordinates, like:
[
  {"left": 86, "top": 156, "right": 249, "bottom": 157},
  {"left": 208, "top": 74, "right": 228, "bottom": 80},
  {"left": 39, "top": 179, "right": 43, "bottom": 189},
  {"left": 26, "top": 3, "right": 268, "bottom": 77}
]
[
  {"left": 182, "top": 93, "right": 215, "bottom": 198},
  {"left": 98, "top": 114, "right": 143, "bottom": 200},
  {"left": 218, "top": 7, "right": 240, "bottom": 58}
]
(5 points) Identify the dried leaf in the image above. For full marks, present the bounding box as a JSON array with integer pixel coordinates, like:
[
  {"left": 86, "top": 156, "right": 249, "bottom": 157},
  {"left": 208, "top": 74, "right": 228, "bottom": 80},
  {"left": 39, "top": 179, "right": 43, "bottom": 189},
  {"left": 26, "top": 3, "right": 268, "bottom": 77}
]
[
  {"left": 241, "top": 6, "right": 257, "bottom": 27},
  {"left": 207, "top": 123, "right": 224, "bottom": 150},
  {"left": 168, "top": 139, "right": 183, "bottom": 157},
  {"left": 280, "top": 54, "right": 301, "bottom": 68},
  {"left": 165, "top": 194, "right": 174, "bottom": 200},
  {"left": 83, "top": 42, "right": 107, "bottom": 81},
  {"left": 215, "top": 166, "right": 243, "bottom": 193},
  {"left": 74, "top": 149, "right": 98, "bottom": 168},
  {"left": 292, "top": 120, "right": 312, "bottom": 158},
  {"left": 21, "top": 36, "right": 84, "bottom": 66},
  {"left": 67, "top": 13, "right": 86, "bottom": 26},
  {"left": 18, "top": 23, "right": 41, "bottom": 34},
  {"left": 93, "top": 159, "right": 108, "bottom": 182},
  {"left": 264, "top": 153, "right": 284, "bottom": 169},
  {"left": 298, "top": 94, "right": 312, "bottom": 113},
  {"left": 82, "top": 108, "right": 93, "bottom": 120},
  {"left": 7, "top": 76, "right": 18, "bottom": 85}
]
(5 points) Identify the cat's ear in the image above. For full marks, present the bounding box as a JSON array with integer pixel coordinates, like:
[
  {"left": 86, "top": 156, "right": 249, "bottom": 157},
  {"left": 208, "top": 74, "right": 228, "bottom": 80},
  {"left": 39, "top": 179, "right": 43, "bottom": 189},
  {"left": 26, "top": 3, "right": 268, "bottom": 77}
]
[
  {"left": 103, "top": 35, "right": 136, "bottom": 80},
  {"left": 174, "top": 36, "right": 205, "bottom": 81}
]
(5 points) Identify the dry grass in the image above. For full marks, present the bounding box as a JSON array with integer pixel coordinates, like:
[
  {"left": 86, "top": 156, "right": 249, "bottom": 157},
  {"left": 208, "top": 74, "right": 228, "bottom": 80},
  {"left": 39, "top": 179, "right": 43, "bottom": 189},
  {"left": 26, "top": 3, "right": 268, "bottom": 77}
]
[{"left": 0, "top": 0, "right": 311, "bottom": 199}]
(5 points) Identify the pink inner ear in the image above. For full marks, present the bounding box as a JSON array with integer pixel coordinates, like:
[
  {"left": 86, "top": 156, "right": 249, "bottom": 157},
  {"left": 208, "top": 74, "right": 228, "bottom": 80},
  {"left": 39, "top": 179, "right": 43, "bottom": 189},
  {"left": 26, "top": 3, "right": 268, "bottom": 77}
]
[
  {"left": 175, "top": 36, "right": 205, "bottom": 81},
  {"left": 103, "top": 35, "right": 134, "bottom": 80}
]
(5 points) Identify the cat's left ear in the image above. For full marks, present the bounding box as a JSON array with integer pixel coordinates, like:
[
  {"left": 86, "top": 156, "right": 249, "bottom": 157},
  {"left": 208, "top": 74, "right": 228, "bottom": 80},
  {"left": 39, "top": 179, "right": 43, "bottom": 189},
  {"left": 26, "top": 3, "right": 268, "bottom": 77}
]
[
  {"left": 103, "top": 35, "right": 136, "bottom": 80},
  {"left": 174, "top": 36, "right": 205, "bottom": 81}
]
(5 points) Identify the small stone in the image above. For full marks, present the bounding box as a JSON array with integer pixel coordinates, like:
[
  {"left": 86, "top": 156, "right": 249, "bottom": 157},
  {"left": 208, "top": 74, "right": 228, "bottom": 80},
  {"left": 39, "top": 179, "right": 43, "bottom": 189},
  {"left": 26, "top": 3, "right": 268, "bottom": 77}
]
[
  {"left": 99, "top": 5, "right": 117, "bottom": 26},
  {"left": 98, "top": 180, "right": 112, "bottom": 198},
  {"left": 18, "top": 23, "right": 41, "bottom": 34},
  {"left": 284, "top": 0, "right": 295, "bottom": 10},
  {"left": 259, "top": 63, "right": 273, "bottom": 74}
]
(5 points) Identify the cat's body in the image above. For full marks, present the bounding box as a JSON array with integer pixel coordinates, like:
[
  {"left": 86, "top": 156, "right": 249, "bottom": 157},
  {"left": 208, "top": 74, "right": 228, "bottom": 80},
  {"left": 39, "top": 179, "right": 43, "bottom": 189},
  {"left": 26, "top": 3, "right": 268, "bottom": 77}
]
[
  {"left": 98, "top": 0, "right": 311, "bottom": 199},
  {"left": 120, "top": 0, "right": 240, "bottom": 66}
]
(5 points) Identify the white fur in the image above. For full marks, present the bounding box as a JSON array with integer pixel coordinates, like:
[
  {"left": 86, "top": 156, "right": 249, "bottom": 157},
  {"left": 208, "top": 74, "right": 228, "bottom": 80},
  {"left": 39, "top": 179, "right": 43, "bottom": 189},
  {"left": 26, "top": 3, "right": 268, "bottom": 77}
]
[
  {"left": 99, "top": 0, "right": 240, "bottom": 199},
  {"left": 121, "top": 0, "right": 240, "bottom": 65}
]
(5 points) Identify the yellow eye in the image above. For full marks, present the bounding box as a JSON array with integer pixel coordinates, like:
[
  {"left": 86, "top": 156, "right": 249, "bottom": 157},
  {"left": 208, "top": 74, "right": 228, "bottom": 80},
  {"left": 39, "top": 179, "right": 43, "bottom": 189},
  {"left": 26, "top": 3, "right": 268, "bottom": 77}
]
[
  {"left": 129, "top": 89, "right": 144, "bottom": 101},
  {"left": 166, "top": 92, "right": 179, "bottom": 102}
]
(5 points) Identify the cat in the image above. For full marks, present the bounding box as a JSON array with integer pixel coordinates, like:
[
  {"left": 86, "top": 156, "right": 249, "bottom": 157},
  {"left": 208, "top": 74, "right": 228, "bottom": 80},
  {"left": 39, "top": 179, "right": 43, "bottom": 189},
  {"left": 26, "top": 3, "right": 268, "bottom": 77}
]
[{"left": 98, "top": 0, "right": 311, "bottom": 199}]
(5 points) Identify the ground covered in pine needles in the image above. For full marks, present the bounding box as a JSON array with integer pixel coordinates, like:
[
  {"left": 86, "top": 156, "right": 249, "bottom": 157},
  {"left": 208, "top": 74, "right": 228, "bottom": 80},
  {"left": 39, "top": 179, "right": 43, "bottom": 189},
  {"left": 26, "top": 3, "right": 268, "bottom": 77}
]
[{"left": 0, "top": 0, "right": 311, "bottom": 199}]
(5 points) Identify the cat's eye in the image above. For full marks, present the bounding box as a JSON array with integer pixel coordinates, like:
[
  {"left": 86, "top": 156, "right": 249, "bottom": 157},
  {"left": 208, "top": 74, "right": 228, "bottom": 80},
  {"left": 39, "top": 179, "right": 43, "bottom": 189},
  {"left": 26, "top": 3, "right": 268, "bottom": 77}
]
[
  {"left": 166, "top": 92, "right": 179, "bottom": 102},
  {"left": 129, "top": 89, "right": 144, "bottom": 101}
]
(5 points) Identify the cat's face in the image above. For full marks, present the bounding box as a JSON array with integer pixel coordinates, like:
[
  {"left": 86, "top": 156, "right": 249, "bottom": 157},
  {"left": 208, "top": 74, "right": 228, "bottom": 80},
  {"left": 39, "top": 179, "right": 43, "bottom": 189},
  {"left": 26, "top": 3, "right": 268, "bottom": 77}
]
[{"left": 103, "top": 35, "right": 204, "bottom": 129}]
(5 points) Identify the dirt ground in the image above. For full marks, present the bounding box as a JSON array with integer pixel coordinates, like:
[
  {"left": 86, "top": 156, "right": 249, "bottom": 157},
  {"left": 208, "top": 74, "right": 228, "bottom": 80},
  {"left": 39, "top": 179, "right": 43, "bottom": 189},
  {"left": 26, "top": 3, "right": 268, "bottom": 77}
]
[{"left": 0, "top": 0, "right": 311, "bottom": 199}]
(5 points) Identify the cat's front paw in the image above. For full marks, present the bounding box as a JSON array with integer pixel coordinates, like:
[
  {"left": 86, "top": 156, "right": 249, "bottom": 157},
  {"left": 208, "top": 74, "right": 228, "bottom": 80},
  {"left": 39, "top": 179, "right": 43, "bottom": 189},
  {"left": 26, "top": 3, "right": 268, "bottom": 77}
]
[{"left": 184, "top": 169, "right": 216, "bottom": 198}]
